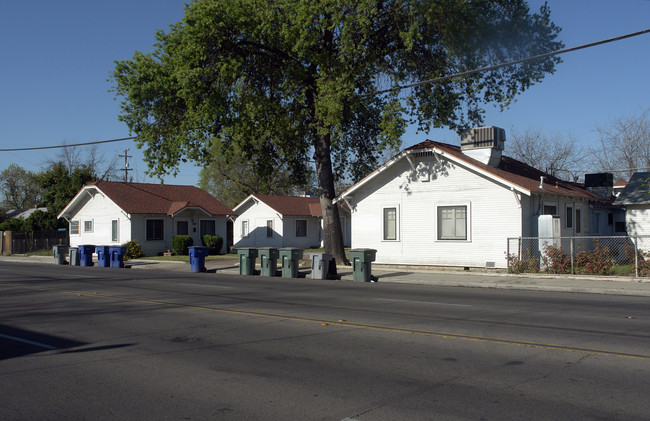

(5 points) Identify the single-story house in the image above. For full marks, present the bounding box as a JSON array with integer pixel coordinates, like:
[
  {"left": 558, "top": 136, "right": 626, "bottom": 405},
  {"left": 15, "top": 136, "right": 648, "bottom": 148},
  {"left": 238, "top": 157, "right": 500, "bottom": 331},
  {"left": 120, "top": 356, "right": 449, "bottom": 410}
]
[
  {"left": 334, "top": 126, "right": 609, "bottom": 269},
  {"left": 58, "top": 181, "right": 232, "bottom": 256},
  {"left": 613, "top": 172, "right": 650, "bottom": 248},
  {"left": 5, "top": 207, "right": 48, "bottom": 219},
  {"left": 232, "top": 194, "right": 351, "bottom": 249}
]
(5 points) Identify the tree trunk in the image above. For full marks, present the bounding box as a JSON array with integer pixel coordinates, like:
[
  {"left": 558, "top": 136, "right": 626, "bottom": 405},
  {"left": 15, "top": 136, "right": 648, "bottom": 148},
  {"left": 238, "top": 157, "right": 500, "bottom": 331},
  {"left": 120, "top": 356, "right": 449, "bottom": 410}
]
[{"left": 314, "top": 132, "right": 349, "bottom": 266}]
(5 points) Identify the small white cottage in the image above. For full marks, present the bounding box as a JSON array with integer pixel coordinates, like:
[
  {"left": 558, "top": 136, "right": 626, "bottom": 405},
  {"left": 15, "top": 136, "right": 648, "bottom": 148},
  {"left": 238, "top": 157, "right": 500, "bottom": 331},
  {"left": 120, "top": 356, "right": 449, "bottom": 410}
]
[
  {"left": 58, "top": 181, "right": 232, "bottom": 256},
  {"left": 232, "top": 194, "right": 351, "bottom": 249},
  {"left": 334, "top": 127, "right": 606, "bottom": 269}
]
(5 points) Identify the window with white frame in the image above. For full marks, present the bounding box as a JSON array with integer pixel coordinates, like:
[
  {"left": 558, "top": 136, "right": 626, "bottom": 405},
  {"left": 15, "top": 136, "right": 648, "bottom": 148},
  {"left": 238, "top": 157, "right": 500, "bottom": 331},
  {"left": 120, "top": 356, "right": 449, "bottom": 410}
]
[
  {"left": 70, "top": 220, "right": 79, "bottom": 235},
  {"left": 111, "top": 220, "right": 118, "bottom": 242},
  {"left": 438, "top": 205, "right": 467, "bottom": 240},
  {"left": 296, "top": 220, "right": 307, "bottom": 237},
  {"left": 146, "top": 219, "right": 164, "bottom": 241},
  {"left": 576, "top": 209, "right": 582, "bottom": 233},
  {"left": 566, "top": 205, "right": 573, "bottom": 229},
  {"left": 84, "top": 220, "right": 93, "bottom": 233},
  {"left": 266, "top": 220, "right": 273, "bottom": 237},
  {"left": 383, "top": 207, "right": 398, "bottom": 241},
  {"left": 241, "top": 220, "right": 249, "bottom": 237}
]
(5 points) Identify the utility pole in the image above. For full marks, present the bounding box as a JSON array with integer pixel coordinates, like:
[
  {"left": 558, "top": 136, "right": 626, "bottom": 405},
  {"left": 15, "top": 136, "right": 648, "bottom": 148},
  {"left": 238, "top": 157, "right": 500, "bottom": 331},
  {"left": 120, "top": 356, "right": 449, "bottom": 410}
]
[{"left": 119, "top": 149, "right": 132, "bottom": 182}]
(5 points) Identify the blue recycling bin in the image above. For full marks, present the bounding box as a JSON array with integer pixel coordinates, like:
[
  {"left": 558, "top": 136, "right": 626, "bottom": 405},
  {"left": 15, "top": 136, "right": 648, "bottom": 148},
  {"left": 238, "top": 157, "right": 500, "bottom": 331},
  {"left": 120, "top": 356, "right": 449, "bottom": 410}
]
[
  {"left": 189, "top": 246, "right": 210, "bottom": 273},
  {"left": 78, "top": 245, "right": 95, "bottom": 267},
  {"left": 96, "top": 246, "right": 110, "bottom": 267},
  {"left": 109, "top": 246, "right": 126, "bottom": 268}
]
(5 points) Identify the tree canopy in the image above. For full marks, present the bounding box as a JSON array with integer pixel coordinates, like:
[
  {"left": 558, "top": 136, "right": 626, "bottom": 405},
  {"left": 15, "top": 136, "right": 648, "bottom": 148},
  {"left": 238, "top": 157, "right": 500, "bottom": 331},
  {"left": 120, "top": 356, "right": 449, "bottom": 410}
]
[{"left": 111, "top": 0, "right": 563, "bottom": 262}]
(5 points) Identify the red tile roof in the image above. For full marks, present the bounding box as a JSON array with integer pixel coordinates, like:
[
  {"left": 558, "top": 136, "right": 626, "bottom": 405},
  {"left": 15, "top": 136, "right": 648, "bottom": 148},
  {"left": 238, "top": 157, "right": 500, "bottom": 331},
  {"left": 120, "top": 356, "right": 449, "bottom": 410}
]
[
  {"left": 88, "top": 181, "right": 232, "bottom": 215},
  {"left": 251, "top": 194, "right": 322, "bottom": 217}
]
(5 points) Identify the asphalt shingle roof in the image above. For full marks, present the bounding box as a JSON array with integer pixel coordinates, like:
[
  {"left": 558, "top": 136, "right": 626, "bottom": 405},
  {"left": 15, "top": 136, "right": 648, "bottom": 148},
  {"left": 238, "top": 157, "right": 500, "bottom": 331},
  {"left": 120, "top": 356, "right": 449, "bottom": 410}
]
[
  {"left": 613, "top": 172, "right": 650, "bottom": 205},
  {"left": 247, "top": 194, "right": 322, "bottom": 217},
  {"left": 87, "top": 181, "right": 232, "bottom": 215}
]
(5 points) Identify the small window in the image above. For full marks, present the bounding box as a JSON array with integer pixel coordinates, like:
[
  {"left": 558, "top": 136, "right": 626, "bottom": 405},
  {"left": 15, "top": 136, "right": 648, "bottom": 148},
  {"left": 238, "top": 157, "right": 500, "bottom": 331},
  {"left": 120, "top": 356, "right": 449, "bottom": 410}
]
[
  {"left": 84, "top": 220, "right": 93, "bottom": 233},
  {"left": 576, "top": 209, "right": 582, "bottom": 234},
  {"left": 200, "top": 220, "right": 216, "bottom": 237},
  {"left": 615, "top": 221, "right": 626, "bottom": 233},
  {"left": 566, "top": 206, "right": 573, "bottom": 229},
  {"left": 146, "top": 219, "right": 164, "bottom": 241},
  {"left": 70, "top": 220, "right": 79, "bottom": 235},
  {"left": 266, "top": 220, "right": 273, "bottom": 238},
  {"left": 383, "top": 207, "right": 397, "bottom": 240},
  {"left": 241, "top": 220, "right": 249, "bottom": 237},
  {"left": 177, "top": 221, "right": 188, "bottom": 236},
  {"left": 296, "top": 220, "right": 307, "bottom": 237},
  {"left": 543, "top": 205, "right": 557, "bottom": 215},
  {"left": 438, "top": 206, "right": 467, "bottom": 240},
  {"left": 111, "top": 220, "right": 118, "bottom": 242},
  {"left": 608, "top": 213, "right": 613, "bottom": 225}
]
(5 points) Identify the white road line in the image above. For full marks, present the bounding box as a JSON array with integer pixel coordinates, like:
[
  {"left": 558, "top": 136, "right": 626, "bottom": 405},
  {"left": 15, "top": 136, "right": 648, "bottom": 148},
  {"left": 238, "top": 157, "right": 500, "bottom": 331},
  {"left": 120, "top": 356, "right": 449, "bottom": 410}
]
[
  {"left": 375, "top": 298, "right": 473, "bottom": 307},
  {"left": 0, "top": 333, "right": 58, "bottom": 350}
]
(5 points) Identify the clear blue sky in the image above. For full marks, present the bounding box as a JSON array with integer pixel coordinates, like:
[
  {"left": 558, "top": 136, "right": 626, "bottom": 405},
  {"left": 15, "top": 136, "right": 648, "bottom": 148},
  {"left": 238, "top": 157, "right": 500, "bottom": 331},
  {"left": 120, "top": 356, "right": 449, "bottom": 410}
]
[{"left": 1, "top": 0, "right": 648, "bottom": 186}]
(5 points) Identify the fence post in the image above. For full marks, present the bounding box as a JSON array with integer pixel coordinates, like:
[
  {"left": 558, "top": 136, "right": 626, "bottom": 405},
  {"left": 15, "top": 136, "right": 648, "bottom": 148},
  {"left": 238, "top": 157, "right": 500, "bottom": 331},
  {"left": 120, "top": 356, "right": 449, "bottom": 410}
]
[
  {"left": 506, "top": 238, "right": 510, "bottom": 273},
  {"left": 570, "top": 237, "right": 574, "bottom": 274},
  {"left": 635, "top": 235, "right": 639, "bottom": 278}
]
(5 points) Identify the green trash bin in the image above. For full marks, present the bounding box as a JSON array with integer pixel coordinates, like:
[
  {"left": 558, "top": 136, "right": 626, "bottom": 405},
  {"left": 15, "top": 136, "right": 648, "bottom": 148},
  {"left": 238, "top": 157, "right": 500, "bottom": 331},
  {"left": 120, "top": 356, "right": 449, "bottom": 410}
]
[
  {"left": 237, "top": 248, "right": 258, "bottom": 276},
  {"left": 258, "top": 247, "right": 279, "bottom": 277},
  {"left": 279, "top": 248, "right": 303, "bottom": 278},
  {"left": 349, "top": 248, "right": 377, "bottom": 282}
]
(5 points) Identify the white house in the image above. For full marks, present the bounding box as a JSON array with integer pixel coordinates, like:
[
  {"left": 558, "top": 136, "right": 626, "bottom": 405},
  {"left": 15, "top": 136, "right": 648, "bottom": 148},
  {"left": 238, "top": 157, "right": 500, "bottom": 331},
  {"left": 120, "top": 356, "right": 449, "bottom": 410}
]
[
  {"left": 58, "top": 181, "right": 232, "bottom": 256},
  {"left": 232, "top": 194, "right": 351, "bottom": 249},
  {"left": 614, "top": 172, "right": 650, "bottom": 249},
  {"left": 334, "top": 127, "right": 607, "bottom": 269}
]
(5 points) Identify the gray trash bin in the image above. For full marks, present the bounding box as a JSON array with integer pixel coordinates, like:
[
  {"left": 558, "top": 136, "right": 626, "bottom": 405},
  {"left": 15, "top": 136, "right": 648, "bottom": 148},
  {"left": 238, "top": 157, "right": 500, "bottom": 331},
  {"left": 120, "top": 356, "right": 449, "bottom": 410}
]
[
  {"left": 69, "top": 247, "right": 80, "bottom": 266},
  {"left": 349, "top": 248, "right": 377, "bottom": 282},
  {"left": 310, "top": 253, "right": 332, "bottom": 279},
  {"left": 53, "top": 245, "right": 69, "bottom": 265}
]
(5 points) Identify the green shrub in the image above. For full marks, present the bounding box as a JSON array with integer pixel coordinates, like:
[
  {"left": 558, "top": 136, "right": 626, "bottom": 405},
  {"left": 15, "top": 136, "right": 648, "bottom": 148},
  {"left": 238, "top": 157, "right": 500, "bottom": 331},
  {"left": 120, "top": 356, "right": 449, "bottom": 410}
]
[
  {"left": 202, "top": 235, "right": 223, "bottom": 255},
  {"left": 172, "top": 235, "right": 193, "bottom": 255},
  {"left": 123, "top": 240, "right": 144, "bottom": 260}
]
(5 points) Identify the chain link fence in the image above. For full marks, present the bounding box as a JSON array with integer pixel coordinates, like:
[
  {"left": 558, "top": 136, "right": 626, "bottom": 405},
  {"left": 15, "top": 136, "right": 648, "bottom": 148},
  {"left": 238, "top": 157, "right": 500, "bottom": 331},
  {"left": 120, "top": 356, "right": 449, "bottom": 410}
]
[{"left": 506, "top": 235, "right": 650, "bottom": 277}]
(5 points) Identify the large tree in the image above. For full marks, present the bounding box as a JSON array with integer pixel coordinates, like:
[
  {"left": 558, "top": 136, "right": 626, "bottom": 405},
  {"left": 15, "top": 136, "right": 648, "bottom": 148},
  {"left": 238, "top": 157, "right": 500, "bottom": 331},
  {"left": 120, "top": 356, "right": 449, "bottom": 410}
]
[
  {"left": 198, "top": 138, "right": 315, "bottom": 209},
  {"left": 111, "top": 0, "right": 562, "bottom": 264},
  {"left": 0, "top": 164, "right": 41, "bottom": 210}
]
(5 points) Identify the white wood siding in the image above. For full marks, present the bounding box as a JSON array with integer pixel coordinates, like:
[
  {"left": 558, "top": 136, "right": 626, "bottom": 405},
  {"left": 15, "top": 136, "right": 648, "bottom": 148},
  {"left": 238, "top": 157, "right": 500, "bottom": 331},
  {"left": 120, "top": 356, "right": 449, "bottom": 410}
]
[
  {"left": 626, "top": 206, "right": 650, "bottom": 251},
  {"left": 68, "top": 192, "right": 130, "bottom": 249},
  {"left": 350, "top": 156, "right": 524, "bottom": 268}
]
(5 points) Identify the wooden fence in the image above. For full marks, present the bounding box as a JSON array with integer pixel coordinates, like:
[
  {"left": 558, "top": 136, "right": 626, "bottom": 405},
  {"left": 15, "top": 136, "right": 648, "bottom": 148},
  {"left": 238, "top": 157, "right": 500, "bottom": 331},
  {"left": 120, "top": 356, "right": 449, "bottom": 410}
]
[{"left": 1, "top": 230, "right": 69, "bottom": 255}]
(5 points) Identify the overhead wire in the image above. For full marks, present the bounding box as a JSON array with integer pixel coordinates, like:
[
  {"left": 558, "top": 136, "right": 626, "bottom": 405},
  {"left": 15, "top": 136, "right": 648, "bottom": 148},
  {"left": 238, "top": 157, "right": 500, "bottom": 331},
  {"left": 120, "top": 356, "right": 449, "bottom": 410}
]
[{"left": 1, "top": 28, "right": 649, "bottom": 152}]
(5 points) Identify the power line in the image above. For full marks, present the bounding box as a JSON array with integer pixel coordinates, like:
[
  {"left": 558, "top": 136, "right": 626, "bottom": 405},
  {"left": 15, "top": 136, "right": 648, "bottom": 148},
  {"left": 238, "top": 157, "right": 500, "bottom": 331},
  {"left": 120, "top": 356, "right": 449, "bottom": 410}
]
[
  {"left": 0, "top": 136, "right": 135, "bottom": 152},
  {"left": 374, "top": 28, "right": 650, "bottom": 96},
  {"left": 2, "top": 28, "right": 648, "bottom": 153}
]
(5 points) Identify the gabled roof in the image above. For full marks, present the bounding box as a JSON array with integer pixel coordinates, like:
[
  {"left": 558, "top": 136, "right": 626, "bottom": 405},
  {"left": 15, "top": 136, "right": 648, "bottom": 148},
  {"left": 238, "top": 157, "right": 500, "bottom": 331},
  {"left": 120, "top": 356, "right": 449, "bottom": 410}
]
[
  {"left": 613, "top": 172, "right": 650, "bottom": 205},
  {"left": 6, "top": 207, "right": 48, "bottom": 219},
  {"left": 233, "top": 194, "right": 323, "bottom": 217},
  {"left": 58, "top": 181, "right": 232, "bottom": 218},
  {"left": 336, "top": 140, "right": 604, "bottom": 202}
]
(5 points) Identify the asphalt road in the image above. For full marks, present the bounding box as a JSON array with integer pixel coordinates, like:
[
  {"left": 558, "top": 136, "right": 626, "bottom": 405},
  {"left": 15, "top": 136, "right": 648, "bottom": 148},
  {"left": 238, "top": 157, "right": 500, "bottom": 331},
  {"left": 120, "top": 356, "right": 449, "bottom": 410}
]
[{"left": 1, "top": 261, "right": 650, "bottom": 420}]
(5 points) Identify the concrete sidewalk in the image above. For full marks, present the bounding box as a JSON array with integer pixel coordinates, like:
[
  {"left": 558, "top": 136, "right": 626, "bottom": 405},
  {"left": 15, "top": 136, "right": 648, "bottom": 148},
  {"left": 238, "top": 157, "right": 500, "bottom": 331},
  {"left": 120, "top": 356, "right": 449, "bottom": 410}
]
[{"left": 2, "top": 255, "right": 650, "bottom": 297}]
